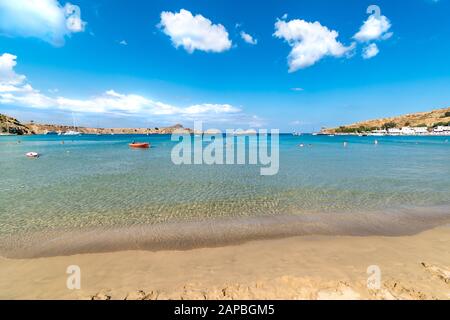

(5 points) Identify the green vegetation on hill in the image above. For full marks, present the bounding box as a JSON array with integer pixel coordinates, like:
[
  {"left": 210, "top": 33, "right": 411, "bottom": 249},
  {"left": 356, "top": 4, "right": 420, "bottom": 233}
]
[
  {"left": 335, "top": 126, "right": 377, "bottom": 133},
  {"left": 432, "top": 121, "right": 450, "bottom": 127}
]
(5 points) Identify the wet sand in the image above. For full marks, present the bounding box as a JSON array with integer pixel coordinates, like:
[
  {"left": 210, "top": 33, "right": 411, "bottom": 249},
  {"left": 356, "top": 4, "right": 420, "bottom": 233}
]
[
  {"left": 0, "top": 225, "right": 449, "bottom": 300},
  {"left": 1, "top": 206, "right": 450, "bottom": 259}
]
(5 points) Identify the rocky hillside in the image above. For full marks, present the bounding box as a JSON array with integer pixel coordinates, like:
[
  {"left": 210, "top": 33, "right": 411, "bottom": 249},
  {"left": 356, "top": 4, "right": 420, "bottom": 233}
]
[
  {"left": 326, "top": 107, "right": 450, "bottom": 133},
  {"left": 0, "top": 114, "right": 33, "bottom": 135},
  {"left": 0, "top": 113, "right": 192, "bottom": 135},
  {"left": 26, "top": 122, "right": 192, "bottom": 135}
]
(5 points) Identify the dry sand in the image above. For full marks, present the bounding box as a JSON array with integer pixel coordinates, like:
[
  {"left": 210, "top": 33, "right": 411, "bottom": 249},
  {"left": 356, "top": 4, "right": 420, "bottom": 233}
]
[{"left": 0, "top": 226, "right": 449, "bottom": 300}]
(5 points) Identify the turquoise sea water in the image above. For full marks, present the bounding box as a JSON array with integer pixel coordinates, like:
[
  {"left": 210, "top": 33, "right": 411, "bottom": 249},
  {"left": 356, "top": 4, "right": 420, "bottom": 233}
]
[{"left": 0, "top": 134, "right": 449, "bottom": 257}]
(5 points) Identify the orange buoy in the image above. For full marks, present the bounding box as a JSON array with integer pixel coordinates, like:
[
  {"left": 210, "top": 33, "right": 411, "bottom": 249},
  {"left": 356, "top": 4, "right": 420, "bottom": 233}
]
[{"left": 129, "top": 142, "right": 150, "bottom": 149}]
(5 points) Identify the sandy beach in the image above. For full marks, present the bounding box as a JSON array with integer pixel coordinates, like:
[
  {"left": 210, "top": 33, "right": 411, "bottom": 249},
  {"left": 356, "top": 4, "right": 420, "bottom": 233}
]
[
  {"left": 2, "top": 0, "right": 450, "bottom": 306},
  {"left": 0, "top": 225, "right": 448, "bottom": 300}
]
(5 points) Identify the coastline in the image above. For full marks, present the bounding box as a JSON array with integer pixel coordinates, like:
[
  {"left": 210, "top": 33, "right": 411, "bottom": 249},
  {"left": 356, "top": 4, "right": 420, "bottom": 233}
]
[
  {"left": 1, "top": 132, "right": 449, "bottom": 300},
  {"left": 0, "top": 225, "right": 448, "bottom": 300},
  {"left": 0, "top": 113, "right": 193, "bottom": 135},
  {"left": 1, "top": 205, "right": 450, "bottom": 259}
]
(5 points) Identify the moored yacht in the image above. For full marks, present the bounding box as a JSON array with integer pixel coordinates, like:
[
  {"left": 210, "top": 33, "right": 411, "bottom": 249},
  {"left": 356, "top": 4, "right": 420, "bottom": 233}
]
[{"left": 63, "top": 130, "right": 81, "bottom": 136}]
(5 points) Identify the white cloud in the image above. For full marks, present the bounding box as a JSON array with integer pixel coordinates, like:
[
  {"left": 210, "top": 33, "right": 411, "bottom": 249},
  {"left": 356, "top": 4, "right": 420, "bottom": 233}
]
[
  {"left": 353, "top": 13, "right": 392, "bottom": 42},
  {"left": 0, "top": 53, "right": 244, "bottom": 123},
  {"left": 0, "top": 0, "right": 86, "bottom": 46},
  {"left": 274, "top": 19, "right": 354, "bottom": 72},
  {"left": 290, "top": 87, "right": 304, "bottom": 91},
  {"left": 0, "top": 53, "right": 26, "bottom": 85},
  {"left": 183, "top": 103, "right": 240, "bottom": 114},
  {"left": 354, "top": 10, "right": 393, "bottom": 59},
  {"left": 240, "top": 31, "right": 257, "bottom": 45},
  {"left": 119, "top": 40, "right": 128, "bottom": 46},
  {"left": 0, "top": 55, "right": 54, "bottom": 107},
  {"left": 2, "top": 85, "right": 240, "bottom": 118},
  {"left": 362, "top": 43, "right": 379, "bottom": 59},
  {"left": 159, "top": 9, "right": 232, "bottom": 53}
]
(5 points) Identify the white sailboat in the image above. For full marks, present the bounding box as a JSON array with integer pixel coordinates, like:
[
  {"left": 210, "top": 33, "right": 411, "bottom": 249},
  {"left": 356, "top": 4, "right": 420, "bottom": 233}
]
[
  {"left": 63, "top": 113, "right": 81, "bottom": 136},
  {"left": 63, "top": 130, "right": 81, "bottom": 136}
]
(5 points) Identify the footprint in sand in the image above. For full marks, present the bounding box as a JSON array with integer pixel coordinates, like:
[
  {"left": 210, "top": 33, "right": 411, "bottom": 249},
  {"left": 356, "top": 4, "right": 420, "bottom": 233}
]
[
  {"left": 382, "top": 280, "right": 431, "bottom": 300},
  {"left": 421, "top": 262, "right": 450, "bottom": 284},
  {"left": 90, "top": 289, "right": 112, "bottom": 300},
  {"left": 316, "top": 282, "right": 360, "bottom": 300},
  {"left": 124, "top": 290, "right": 147, "bottom": 300}
]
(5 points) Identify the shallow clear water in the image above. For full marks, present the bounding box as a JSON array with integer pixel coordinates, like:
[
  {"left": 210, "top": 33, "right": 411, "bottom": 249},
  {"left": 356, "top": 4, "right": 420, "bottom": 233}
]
[{"left": 0, "top": 134, "right": 449, "bottom": 241}]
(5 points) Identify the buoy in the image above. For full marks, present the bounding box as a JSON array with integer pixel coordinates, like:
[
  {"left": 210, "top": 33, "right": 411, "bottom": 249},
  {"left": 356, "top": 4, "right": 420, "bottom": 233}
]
[
  {"left": 374, "top": 140, "right": 378, "bottom": 145},
  {"left": 26, "top": 152, "right": 39, "bottom": 158},
  {"left": 343, "top": 142, "right": 348, "bottom": 147}
]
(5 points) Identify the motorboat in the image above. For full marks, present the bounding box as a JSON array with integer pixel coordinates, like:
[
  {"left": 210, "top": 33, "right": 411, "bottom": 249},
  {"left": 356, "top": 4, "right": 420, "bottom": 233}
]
[{"left": 129, "top": 142, "right": 150, "bottom": 149}]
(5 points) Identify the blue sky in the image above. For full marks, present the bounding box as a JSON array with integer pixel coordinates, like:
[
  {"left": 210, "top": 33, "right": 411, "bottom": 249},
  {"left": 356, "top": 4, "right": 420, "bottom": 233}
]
[{"left": 0, "top": 0, "right": 449, "bottom": 131}]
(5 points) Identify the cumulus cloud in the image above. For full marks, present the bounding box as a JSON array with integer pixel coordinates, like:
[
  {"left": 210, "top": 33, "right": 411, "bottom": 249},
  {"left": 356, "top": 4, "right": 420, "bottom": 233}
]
[
  {"left": 354, "top": 10, "right": 392, "bottom": 59},
  {"left": 240, "top": 31, "right": 257, "bottom": 45},
  {"left": 159, "top": 9, "right": 232, "bottom": 53},
  {"left": 353, "top": 13, "right": 392, "bottom": 42},
  {"left": 0, "top": 53, "right": 26, "bottom": 86},
  {"left": 0, "top": 0, "right": 86, "bottom": 46},
  {"left": 274, "top": 19, "right": 354, "bottom": 72},
  {"left": 362, "top": 43, "right": 379, "bottom": 59},
  {"left": 0, "top": 53, "right": 244, "bottom": 123}
]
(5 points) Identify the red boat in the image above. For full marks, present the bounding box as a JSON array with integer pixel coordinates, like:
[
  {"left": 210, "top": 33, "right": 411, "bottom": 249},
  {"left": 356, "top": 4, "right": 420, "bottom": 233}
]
[{"left": 129, "top": 142, "right": 150, "bottom": 149}]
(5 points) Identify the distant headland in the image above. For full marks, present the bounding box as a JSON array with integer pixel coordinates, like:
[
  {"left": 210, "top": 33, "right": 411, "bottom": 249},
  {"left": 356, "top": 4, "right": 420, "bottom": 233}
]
[
  {"left": 323, "top": 107, "right": 450, "bottom": 136},
  {"left": 0, "top": 113, "right": 192, "bottom": 135}
]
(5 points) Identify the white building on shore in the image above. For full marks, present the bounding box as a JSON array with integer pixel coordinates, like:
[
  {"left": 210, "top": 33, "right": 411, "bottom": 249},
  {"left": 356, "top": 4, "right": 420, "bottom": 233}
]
[
  {"left": 378, "top": 126, "right": 430, "bottom": 136},
  {"left": 433, "top": 126, "right": 450, "bottom": 135},
  {"left": 370, "top": 129, "right": 387, "bottom": 136},
  {"left": 387, "top": 128, "right": 402, "bottom": 135},
  {"left": 402, "top": 127, "right": 429, "bottom": 135}
]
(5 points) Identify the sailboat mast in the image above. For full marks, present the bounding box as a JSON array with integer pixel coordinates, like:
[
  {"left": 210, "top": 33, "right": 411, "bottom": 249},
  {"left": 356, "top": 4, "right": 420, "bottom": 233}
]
[{"left": 72, "top": 112, "right": 76, "bottom": 130}]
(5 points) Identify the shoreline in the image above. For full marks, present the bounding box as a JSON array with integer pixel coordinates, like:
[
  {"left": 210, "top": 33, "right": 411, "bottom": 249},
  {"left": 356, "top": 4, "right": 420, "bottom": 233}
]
[
  {"left": 0, "top": 225, "right": 448, "bottom": 300},
  {"left": 2, "top": 133, "right": 450, "bottom": 137},
  {"left": 1, "top": 205, "right": 450, "bottom": 259}
]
